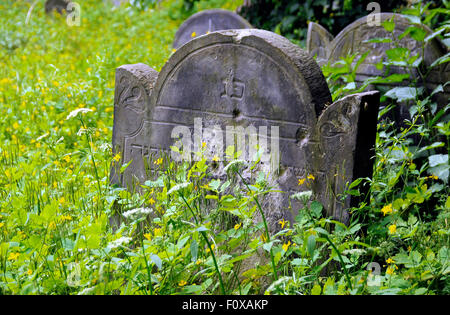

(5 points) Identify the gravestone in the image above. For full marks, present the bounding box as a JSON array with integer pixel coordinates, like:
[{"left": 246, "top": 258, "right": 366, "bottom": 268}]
[
  {"left": 112, "top": 29, "right": 379, "bottom": 229},
  {"left": 172, "top": 9, "right": 252, "bottom": 49},
  {"left": 306, "top": 22, "right": 334, "bottom": 66},
  {"left": 45, "top": 0, "right": 70, "bottom": 14},
  {"left": 307, "top": 13, "right": 449, "bottom": 124}
]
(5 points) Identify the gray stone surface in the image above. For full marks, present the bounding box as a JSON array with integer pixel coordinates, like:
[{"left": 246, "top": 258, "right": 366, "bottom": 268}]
[
  {"left": 112, "top": 29, "right": 379, "bottom": 228},
  {"left": 172, "top": 9, "right": 252, "bottom": 49},
  {"left": 307, "top": 13, "right": 449, "bottom": 124},
  {"left": 45, "top": 0, "right": 70, "bottom": 14},
  {"left": 306, "top": 22, "right": 334, "bottom": 66}
]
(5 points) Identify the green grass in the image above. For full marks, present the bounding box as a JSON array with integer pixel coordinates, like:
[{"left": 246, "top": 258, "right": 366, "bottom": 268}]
[{"left": 0, "top": 0, "right": 449, "bottom": 295}]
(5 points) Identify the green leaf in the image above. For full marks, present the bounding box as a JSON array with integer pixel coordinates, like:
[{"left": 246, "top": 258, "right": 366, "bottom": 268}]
[
  {"left": 429, "top": 154, "right": 448, "bottom": 167},
  {"left": 196, "top": 226, "right": 209, "bottom": 232},
  {"left": 401, "top": 26, "right": 427, "bottom": 42},
  {"left": 385, "top": 87, "right": 423, "bottom": 102},
  {"left": 190, "top": 239, "right": 198, "bottom": 262},
  {"left": 315, "top": 227, "right": 329, "bottom": 236},
  {"left": 310, "top": 201, "right": 323, "bottom": 218},
  {"left": 150, "top": 254, "right": 162, "bottom": 270},
  {"left": 430, "top": 52, "right": 450, "bottom": 68},
  {"left": 311, "top": 284, "right": 322, "bottom": 295},
  {"left": 263, "top": 241, "right": 274, "bottom": 253},
  {"left": 307, "top": 234, "right": 316, "bottom": 258},
  {"left": 120, "top": 160, "right": 133, "bottom": 173},
  {"left": 381, "top": 18, "right": 395, "bottom": 32}
]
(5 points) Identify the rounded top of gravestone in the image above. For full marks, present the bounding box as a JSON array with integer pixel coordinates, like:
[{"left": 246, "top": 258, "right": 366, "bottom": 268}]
[
  {"left": 45, "top": 0, "right": 71, "bottom": 14},
  {"left": 172, "top": 9, "right": 253, "bottom": 49},
  {"left": 327, "top": 13, "right": 447, "bottom": 78},
  {"left": 158, "top": 29, "right": 331, "bottom": 122}
]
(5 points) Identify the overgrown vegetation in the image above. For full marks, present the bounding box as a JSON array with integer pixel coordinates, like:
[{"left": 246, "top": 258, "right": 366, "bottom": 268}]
[
  {"left": 239, "top": 0, "right": 448, "bottom": 45},
  {"left": 0, "top": 0, "right": 448, "bottom": 295}
]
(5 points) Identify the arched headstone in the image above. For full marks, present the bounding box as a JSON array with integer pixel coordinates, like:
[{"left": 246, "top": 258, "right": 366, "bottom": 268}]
[
  {"left": 172, "top": 9, "right": 252, "bottom": 49},
  {"left": 45, "top": 0, "right": 70, "bottom": 14},
  {"left": 307, "top": 13, "right": 449, "bottom": 124},
  {"left": 112, "top": 29, "right": 379, "bottom": 227}
]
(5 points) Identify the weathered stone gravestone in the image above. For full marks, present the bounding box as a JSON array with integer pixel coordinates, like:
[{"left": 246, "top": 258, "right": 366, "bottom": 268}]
[
  {"left": 307, "top": 13, "right": 449, "bottom": 124},
  {"left": 306, "top": 22, "right": 334, "bottom": 66},
  {"left": 111, "top": 29, "right": 379, "bottom": 229},
  {"left": 45, "top": 0, "right": 71, "bottom": 14},
  {"left": 172, "top": 9, "right": 252, "bottom": 49}
]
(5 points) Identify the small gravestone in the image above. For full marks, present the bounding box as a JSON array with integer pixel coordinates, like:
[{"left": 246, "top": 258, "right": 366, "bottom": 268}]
[
  {"left": 306, "top": 22, "right": 334, "bottom": 66},
  {"left": 112, "top": 29, "right": 379, "bottom": 228},
  {"left": 45, "top": 0, "right": 70, "bottom": 14},
  {"left": 172, "top": 9, "right": 252, "bottom": 49},
  {"left": 307, "top": 13, "right": 449, "bottom": 124}
]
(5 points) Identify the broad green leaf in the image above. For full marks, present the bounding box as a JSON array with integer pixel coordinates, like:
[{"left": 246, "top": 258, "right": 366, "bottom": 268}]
[
  {"left": 385, "top": 87, "right": 423, "bottom": 102},
  {"left": 190, "top": 239, "right": 198, "bottom": 262},
  {"left": 307, "top": 234, "right": 316, "bottom": 258},
  {"left": 150, "top": 254, "right": 162, "bottom": 270}
]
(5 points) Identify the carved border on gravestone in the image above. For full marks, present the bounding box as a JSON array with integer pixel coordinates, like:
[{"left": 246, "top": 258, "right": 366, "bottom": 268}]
[
  {"left": 172, "top": 9, "right": 253, "bottom": 49},
  {"left": 110, "top": 63, "right": 159, "bottom": 187}
]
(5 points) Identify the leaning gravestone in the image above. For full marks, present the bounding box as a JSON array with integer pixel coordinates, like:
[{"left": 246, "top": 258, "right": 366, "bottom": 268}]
[
  {"left": 306, "top": 22, "right": 334, "bottom": 66},
  {"left": 45, "top": 0, "right": 71, "bottom": 14},
  {"left": 307, "top": 13, "right": 449, "bottom": 124},
  {"left": 111, "top": 29, "right": 379, "bottom": 229},
  {"left": 172, "top": 9, "right": 252, "bottom": 49}
]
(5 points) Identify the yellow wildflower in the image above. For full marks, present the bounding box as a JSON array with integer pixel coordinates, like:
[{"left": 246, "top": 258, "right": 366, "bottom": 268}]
[
  {"left": 386, "top": 258, "right": 395, "bottom": 264},
  {"left": 191, "top": 31, "right": 196, "bottom": 38},
  {"left": 60, "top": 215, "right": 72, "bottom": 222},
  {"left": 234, "top": 223, "right": 242, "bottom": 230},
  {"left": 153, "top": 158, "right": 163, "bottom": 165},
  {"left": 154, "top": 227, "right": 163, "bottom": 237},
  {"left": 307, "top": 174, "right": 315, "bottom": 180},
  {"left": 0, "top": 222, "right": 4, "bottom": 228},
  {"left": 298, "top": 178, "right": 306, "bottom": 186},
  {"left": 63, "top": 155, "right": 71, "bottom": 163},
  {"left": 13, "top": 122, "right": 19, "bottom": 130},
  {"left": 386, "top": 265, "right": 398, "bottom": 275},
  {"left": 282, "top": 241, "right": 291, "bottom": 252},
  {"left": 260, "top": 233, "right": 267, "bottom": 242},
  {"left": 279, "top": 218, "right": 287, "bottom": 229},
  {"left": 202, "top": 142, "right": 206, "bottom": 148},
  {"left": 8, "top": 252, "right": 20, "bottom": 261},
  {"left": 27, "top": 269, "right": 32, "bottom": 276},
  {"left": 381, "top": 204, "right": 393, "bottom": 216},
  {"left": 388, "top": 224, "right": 397, "bottom": 234},
  {"left": 49, "top": 221, "right": 56, "bottom": 230},
  {"left": 212, "top": 155, "right": 219, "bottom": 162},
  {"left": 148, "top": 197, "right": 155, "bottom": 205},
  {"left": 206, "top": 244, "right": 215, "bottom": 253},
  {"left": 113, "top": 153, "right": 121, "bottom": 162},
  {"left": 143, "top": 233, "right": 151, "bottom": 241},
  {"left": 178, "top": 280, "right": 187, "bottom": 287}
]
